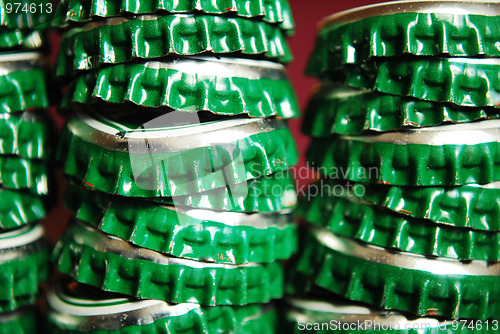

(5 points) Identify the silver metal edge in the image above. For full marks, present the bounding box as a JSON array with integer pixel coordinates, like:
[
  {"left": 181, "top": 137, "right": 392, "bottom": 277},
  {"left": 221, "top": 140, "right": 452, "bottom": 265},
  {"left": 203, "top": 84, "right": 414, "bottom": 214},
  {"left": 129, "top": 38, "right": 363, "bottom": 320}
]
[
  {"left": 320, "top": 1, "right": 500, "bottom": 27},
  {"left": 311, "top": 226, "right": 500, "bottom": 276},
  {"left": 285, "top": 298, "right": 444, "bottom": 328},
  {"left": 0, "top": 238, "right": 47, "bottom": 263},
  {"left": 68, "top": 111, "right": 286, "bottom": 152},
  {"left": 0, "top": 224, "right": 46, "bottom": 262},
  {"left": 47, "top": 284, "right": 199, "bottom": 331},
  {"left": 170, "top": 206, "right": 294, "bottom": 229},
  {"left": 341, "top": 119, "right": 500, "bottom": 146},
  {"left": 68, "top": 220, "right": 261, "bottom": 269},
  {"left": 0, "top": 51, "right": 45, "bottom": 74}
]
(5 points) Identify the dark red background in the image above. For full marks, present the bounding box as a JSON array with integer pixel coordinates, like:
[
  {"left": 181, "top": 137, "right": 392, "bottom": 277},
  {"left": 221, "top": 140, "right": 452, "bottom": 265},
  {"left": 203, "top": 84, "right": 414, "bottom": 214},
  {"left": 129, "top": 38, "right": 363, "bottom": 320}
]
[
  {"left": 45, "top": 0, "right": 386, "bottom": 242},
  {"left": 286, "top": 0, "right": 385, "bottom": 179}
]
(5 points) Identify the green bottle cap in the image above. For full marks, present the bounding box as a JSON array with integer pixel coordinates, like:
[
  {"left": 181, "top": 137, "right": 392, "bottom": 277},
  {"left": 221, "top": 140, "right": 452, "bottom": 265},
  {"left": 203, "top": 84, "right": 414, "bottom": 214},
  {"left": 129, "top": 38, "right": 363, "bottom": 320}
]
[
  {"left": 308, "top": 1, "right": 500, "bottom": 71},
  {"left": 58, "top": 109, "right": 298, "bottom": 197},
  {"left": 57, "top": 13, "right": 292, "bottom": 76},
  {"left": 54, "top": 220, "right": 285, "bottom": 306},
  {"left": 233, "top": 308, "right": 277, "bottom": 334},
  {"left": 66, "top": 188, "right": 297, "bottom": 263},
  {"left": 53, "top": 0, "right": 294, "bottom": 32},
  {"left": 308, "top": 119, "right": 500, "bottom": 186},
  {"left": 61, "top": 56, "right": 299, "bottom": 118},
  {"left": 47, "top": 278, "right": 274, "bottom": 333},
  {"left": 0, "top": 188, "right": 47, "bottom": 230},
  {"left": 0, "top": 28, "right": 46, "bottom": 50},
  {"left": 351, "top": 181, "right": 500, "bottom": 232},
  {"left": 0, "top": 224, "right": 49, "bottom": 312},
  {"left": 1, "top": 0, "right": 54, "bottom": 30},
  {"left": 66, "top": 169, "right": 297, "bottom": 213},
  {"left": 0, "top": 110, "right": 54, "bottom": 159},
  {"left": 298, "top": 180, "right": 500, "bottom": 261},
  {"left": 0, "top": 155, "right": 50, "bottom": 195},
  {"left": 152, "top": 170, "right": 297, "bottom": 212},
  {"left": 0, "top": 307, "right": 38, "bottom": 334},
  {"left": 317, "top": 58, "right": 500, "bottom": 108},
  {"left": 0, "top": 52, "right": 48, "bottom": 113},
  {"left": 303, "top": 83, "right": 500, "bottom": 136},
  {"left": 283, "top": 297, "right": 493, "bottom": 333},
  {"left": 65, "top": 177, "right": 297, "bottom": 263},
  {"left": 290, "top": 226, "right": 500, "bottom": 320}
]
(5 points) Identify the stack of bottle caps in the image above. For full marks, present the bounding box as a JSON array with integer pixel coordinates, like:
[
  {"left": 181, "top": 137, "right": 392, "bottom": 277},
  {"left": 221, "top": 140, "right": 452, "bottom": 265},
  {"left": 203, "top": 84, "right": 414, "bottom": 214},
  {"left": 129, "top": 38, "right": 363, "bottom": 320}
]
[
  {"left": 286, "top": 0, "right": 500, "bottom": 331},
  {"left": 0, "top": 1, "right": 54, "bottom": 332},
  {"left": 49, "top": 0, "right": 300, "bottom": 332}
]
